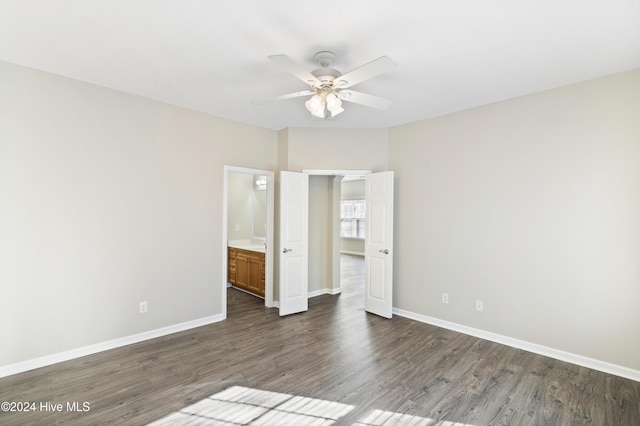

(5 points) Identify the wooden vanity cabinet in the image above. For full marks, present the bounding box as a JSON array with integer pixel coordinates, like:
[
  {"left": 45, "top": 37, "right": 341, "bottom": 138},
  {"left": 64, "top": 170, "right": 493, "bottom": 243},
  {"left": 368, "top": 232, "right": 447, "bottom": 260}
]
[
  {"left": 228, "top": 247, "right": 265, "bottom": 297},
  {"left": 228, "top": 247, "right": 237, "bottom": 284}
]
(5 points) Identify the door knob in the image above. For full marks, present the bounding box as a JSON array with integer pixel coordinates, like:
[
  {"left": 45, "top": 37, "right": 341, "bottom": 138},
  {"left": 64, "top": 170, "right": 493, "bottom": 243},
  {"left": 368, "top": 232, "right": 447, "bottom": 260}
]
[
  {"left": 282, "top": 248, "right": 292, "bottom": 253},
  {"left": 379, "top": 249, "right": 389, "bottom": 254}
]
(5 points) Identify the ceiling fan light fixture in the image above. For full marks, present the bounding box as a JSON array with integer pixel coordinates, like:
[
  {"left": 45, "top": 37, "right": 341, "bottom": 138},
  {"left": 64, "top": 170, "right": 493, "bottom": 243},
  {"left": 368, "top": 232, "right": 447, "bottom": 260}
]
[
  {"left": 325, "top": 92, "right": 342, "bottom": 112},
  {"left": 305, "top": 93, "right": 323, "bottom": 113},
  {"left": 330, "top": 106, "right": 345, "bottom": 117},
  {"left": 266, "top": 52, "right": 395, "bottom": 120},
  {"left": 310, "top": 106, "right": 326, "bottom": 118}
]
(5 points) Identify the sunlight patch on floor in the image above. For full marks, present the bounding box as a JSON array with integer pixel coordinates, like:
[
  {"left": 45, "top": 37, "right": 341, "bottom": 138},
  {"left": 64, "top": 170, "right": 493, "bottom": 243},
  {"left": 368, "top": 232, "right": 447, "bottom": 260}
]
[
  {"left": 147, "top": 385, "right": 353, "bottom": 425},
  {"left": 354, "top": 409, "right": 476, "bottom": 425},
  {"left": 147, "top": 386, "right": 476, "bottom": 425}
]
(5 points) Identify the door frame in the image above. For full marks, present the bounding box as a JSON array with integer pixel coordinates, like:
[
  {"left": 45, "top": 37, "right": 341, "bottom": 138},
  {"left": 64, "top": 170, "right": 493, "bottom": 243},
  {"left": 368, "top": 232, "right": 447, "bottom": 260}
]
[{"left": 222, "top": 165, "right": 275, "bottom": 318}]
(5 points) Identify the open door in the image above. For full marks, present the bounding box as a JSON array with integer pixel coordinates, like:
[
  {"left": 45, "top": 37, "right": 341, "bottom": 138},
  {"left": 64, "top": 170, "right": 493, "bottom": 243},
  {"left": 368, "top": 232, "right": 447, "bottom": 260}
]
[
  {"left": 279, "top": 171, "right": 309, "bottom": 316},
  {"left": 364, "top": 171, "right": 394, "bottom": 318}
]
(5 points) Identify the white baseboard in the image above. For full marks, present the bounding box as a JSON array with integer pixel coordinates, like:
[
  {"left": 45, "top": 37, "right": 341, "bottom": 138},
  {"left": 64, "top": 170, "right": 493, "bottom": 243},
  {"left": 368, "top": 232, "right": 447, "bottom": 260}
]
[
  {"left": 308, "top": 288, "right": 342, "bottom": 298},
  {"left": 10, "top": 305, "right": 634, "bottom": 383},
  {"left": 392, "top": 308, "right": 640, "bottom": 382},
  {"left": 0, "top": 314, "right": 224, "bottom": 379},
  {"left": 270, "top": 288, "right": 340, "bottom": 310},
  {"left": 341, "top": 250, "right": 364, "bottom": 256},
  {"left": 230, "top": 285, "right": 265, "bottom": 300}
]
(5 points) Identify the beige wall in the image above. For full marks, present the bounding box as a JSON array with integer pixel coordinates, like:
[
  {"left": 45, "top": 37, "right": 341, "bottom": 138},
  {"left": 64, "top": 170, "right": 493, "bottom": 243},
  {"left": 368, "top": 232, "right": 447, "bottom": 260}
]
[
  {"left": 341, "top": 179, "right": 366, "bottom": 198},
  {"left": 389, "top": 68, "right": 640, "bottom": 371},
  {"left": 286, "top": 127, "right": 388, "bottom": 172},
  {"left": 308, "top": 176, "right": 334, "bottom": 293},
  {"left": 0, "top": 60, "right": 277, "bottom": 367},
  {"left": 277, "top": 128, "right": 289, "bottom": 170}
]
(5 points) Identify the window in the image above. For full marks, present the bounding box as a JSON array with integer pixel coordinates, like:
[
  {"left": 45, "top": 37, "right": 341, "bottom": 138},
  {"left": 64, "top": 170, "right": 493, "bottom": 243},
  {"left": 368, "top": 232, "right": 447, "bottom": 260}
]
[{"left": 340, "top": 199, "right": 366, "bottom": 239}]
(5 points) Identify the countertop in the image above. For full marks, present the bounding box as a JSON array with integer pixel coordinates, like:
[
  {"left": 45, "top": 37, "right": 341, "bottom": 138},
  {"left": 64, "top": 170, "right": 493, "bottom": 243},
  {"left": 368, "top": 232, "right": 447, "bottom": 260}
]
[{"left": 228, "top": 240, "right": 266, "bottom": 253}]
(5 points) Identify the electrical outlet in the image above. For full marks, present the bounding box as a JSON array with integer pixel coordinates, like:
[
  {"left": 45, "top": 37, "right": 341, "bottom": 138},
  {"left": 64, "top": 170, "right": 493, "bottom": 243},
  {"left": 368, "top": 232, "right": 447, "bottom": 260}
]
[
  {"left": 475, "top": 300, "right": 484, "bottom": 312},
  {"left": 442, "top": 293, "right": 449, "bottom": 304},
  {"left": 235, "top": 224, "right": 240, "bottom": 231},
  {"left": 139, "top": 301, "right": 148, "bottom": 314}
]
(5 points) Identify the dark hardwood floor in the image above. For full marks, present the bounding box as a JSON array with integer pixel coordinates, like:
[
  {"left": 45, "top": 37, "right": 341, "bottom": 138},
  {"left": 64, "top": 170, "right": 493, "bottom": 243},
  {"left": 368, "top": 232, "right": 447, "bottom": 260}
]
[{"left": 1, "top": 254, "right": 639, "bottom": 425}]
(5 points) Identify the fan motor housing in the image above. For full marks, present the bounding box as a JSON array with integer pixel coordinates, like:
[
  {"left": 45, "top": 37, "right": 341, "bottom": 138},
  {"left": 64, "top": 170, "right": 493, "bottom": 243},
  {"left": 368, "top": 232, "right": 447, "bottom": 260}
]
[
  {"left": 311, "top": 67, "right": 341, "bottom": 85},
  {"left": 311, "top": 51, "right": 342, "bottom": 87}
]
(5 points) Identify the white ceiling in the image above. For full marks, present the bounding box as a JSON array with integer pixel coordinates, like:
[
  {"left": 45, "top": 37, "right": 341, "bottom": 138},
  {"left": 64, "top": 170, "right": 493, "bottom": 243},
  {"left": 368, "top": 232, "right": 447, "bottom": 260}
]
[{"left": 1, "top": 1, "right": 639, "bottom": 130}]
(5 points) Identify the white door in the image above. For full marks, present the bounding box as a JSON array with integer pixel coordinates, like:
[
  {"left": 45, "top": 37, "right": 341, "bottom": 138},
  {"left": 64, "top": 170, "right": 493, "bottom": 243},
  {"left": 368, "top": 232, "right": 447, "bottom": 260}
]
[
  {"left": 279, "top": 171, "right": 309, "bottom": 316},
  {"left": 364, "top": 171, "right": 394, "bottom": 318}
]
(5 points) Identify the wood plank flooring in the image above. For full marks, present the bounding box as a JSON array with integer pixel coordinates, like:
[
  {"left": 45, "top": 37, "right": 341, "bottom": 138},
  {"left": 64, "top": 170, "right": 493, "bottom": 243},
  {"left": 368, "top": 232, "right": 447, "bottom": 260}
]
[{"left": 1, "top": 254, "right": 639, "bottom": 425}]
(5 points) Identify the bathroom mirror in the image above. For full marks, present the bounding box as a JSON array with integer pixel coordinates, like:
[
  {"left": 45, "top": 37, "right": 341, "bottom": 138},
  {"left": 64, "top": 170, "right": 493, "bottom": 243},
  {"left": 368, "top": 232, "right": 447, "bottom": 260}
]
[{"left": 252, "top": 175, "right": 267, "bottom": 240}]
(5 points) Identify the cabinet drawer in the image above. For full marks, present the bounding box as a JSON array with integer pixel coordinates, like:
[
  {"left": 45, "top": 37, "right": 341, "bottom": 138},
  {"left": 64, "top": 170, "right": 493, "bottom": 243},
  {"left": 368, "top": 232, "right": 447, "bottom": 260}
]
[{"left": 237, "top": 251, "right": 262, "bottom": 262}]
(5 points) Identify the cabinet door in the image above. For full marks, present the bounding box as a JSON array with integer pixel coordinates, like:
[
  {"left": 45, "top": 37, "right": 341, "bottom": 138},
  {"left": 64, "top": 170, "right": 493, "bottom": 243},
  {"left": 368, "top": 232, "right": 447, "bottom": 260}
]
[
  {"left": 235, "top": 251, "right": 250, "bottom": 289},
  {"left": 231, "top": 249, "right": 265, "bottom": 297},
  {"left": 246, "top": 256, "right": 262, "bottom": 295}
]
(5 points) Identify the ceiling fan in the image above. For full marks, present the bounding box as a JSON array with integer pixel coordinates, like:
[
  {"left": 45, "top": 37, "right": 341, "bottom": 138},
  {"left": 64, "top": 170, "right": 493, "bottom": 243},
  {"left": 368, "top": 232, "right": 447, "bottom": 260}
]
[{"left": 257, "top": 51, "right": 396, "bottom": 118}]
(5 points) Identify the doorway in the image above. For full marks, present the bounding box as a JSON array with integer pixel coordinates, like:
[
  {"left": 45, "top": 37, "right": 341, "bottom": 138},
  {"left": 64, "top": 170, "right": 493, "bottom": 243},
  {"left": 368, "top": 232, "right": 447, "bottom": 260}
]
[
  {"left": 222, "top": 166, "right": 275, "bottom": 319},
  {"left": 304, "top": 170, "right": 369, "bottom": 302},
  {"left": 339, "top": 253, "right": 365, "bottom": 308},
  {"left": 338, "top": 175, "right": 367, "bottom": 301},
  {"left": 299, "top": 169, "right": 394, "bottom": 318}
]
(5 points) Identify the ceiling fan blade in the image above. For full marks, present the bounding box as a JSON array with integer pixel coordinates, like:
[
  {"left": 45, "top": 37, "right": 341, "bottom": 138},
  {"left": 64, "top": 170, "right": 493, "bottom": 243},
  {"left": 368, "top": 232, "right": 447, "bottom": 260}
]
[
  {"left": 252, "top": 90, "right": 315, "bottom": 105},
  {"left": 268, "top": 54, "right": 321, "bottom": 87},
  {"left": 333, "top": 56, "right": 396, "bottom": 89},
  {"left": 337, "top": 90, "right": 392, "bottom": 110}
]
